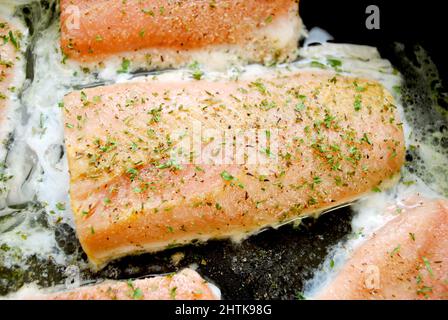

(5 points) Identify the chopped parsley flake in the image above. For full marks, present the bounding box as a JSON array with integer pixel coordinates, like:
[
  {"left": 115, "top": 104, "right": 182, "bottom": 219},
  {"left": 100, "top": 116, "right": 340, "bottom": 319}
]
[
  {"left": 311, "top": 61, "right": 326, "bottom": 69},
  {"left": 422, "top": 257, "right": 434, "bottom": 278},
  {"left": 327, "top": 58, "right": 342, "bottom": 69},
  {"left": 170, "top": 286, "right": 177, "bottom": 299},
  {"left": 56, "top": 202, "right": 66, "bottom": 210},
  {"left": 250, "top": 80, "right": 267, "bottom": 95},
  {"left": 354, "top": 95, "right": 362, "bottom": 111},
  {"left": 132, "top": 288, "right": 143, "bottom": 300},
  {"left": 189, "top": 61, "right": 203, "bottom": 80},
  {"left": 295, "top": 102, "right": 306, "bottom": 112},
  {"left": 295, "top": 292, "right": 306, "bottom": 300},
  {"left": 259, "top": 99, "right": 276, "bottom": 111},
  {"left": 157, "top": 159, "right": 183, "bottom": 170},
  {"left": 392, "top": 85, "right": 402, "bottom": 95},
  {"left": 127, "top": 280, "right": 144, "bottom": 300},
  {"left": 390, "top": 244, "right": 401, "bottom": 257},
  {"left": 361, "top": 133, "right": 372, "bottom": 145},
  {"left": 8, "top": 31, "right": 20, "bottom": 50},
  {"left": 220, "top": 171, "right": 234, "bottom": 181},
  {"left": 117, "top": 58, "right": 131, "bottom": 74},
  {"left": 127, "top": 167, "right": 139, "bottom": 181}
]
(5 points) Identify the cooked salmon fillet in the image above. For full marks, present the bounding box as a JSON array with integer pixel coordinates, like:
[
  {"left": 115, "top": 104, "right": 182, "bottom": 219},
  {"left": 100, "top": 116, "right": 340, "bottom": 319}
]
[
  {"left": 63, "top": 70, "right": 405, "bottom": 268},
  {"left": 60, "top": 0, "right": 301, "bottom": 67},
  {"left": 24, "top": 269, "right": 219, "bottom": 300},
  {"left": 0, "top": 19, "right": 23, "bottom": 204},
  {"left": 315, "top": 196, "right": 448, "bottom": 300},
  {"left": 0, "top": 19, "right": 20, "bottom": 146}
]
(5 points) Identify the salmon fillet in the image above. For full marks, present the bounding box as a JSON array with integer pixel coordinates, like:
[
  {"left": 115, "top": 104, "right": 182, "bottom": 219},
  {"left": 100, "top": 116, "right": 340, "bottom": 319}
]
[
  {"left": 315, "top": 196, "right": 448, "bottom": 300},
  {"left": 63, "top": 70, "right": 405, "bottom": 268},
  {"left": 0, "top": 19, "right": 23, "bottom": 202},
  {"left": 24, "top": 269, "right": 219, "bottom": 300},
  {"left": 60, "top": 0, "right": 301, "bottom": 67},
  {"left": 0, "top": 19, "right": 21, "bottom": 146}
]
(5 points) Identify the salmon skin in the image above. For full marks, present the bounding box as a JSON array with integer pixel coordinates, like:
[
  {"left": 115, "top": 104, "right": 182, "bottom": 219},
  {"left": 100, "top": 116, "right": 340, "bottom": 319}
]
[
  {"left": 60, "top": 0, "right": 301, "bottom": 68},
  {"left": 315, "top": 196, "right": 448, "bottom": 300},
  {"left": 63, "top": 70, "right": 405, "bottom": 269},
  {"left": 22, "top": 269, "right": 219, "bottom": 300}
]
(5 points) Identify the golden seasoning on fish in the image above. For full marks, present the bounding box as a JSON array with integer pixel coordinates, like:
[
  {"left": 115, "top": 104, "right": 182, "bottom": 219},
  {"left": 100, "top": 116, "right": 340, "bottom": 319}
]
[
  {"left": 60, "top": 0, "right": 301, "bottom": 67},
  {"left": 315, "top": 196, "right": 448, "bottom": 300},
  {"left": 27, "top": 269, "right": 219, "bottom": 300},
  {"left": 63, "top": 70, "right": 405, "bottom": 268}
]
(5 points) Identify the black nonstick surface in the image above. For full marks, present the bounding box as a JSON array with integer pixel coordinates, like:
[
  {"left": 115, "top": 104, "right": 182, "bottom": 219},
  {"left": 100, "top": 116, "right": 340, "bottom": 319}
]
[{"left": 1, "top": 0, "right": 447, "bottom": 299}]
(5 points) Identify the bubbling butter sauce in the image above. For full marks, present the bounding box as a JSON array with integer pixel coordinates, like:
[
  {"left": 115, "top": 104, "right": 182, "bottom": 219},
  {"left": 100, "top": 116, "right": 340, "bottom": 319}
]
[{"left": 0, "top": 1, "right": 446, "bottom": 298}]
